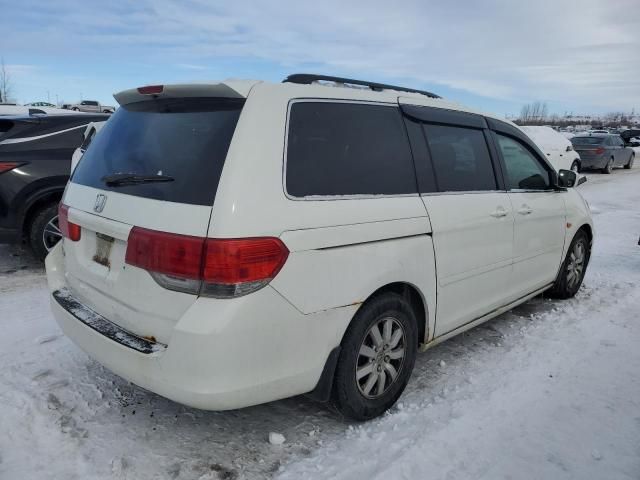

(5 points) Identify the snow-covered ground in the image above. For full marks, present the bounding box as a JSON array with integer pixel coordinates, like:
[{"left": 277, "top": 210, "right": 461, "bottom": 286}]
[{"left": 1, "top": 166, "right": 639, "bottom": 480}]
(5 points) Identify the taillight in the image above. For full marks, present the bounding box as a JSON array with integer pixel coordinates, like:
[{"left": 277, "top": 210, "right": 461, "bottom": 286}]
[
  {"left": 58, "top": 204, "right": 81, "bottom": 241},
  {"left": 201, "top": 238, "right": 289, "bottom": 298},
  {"left": 595, "top": 147, "right": 605, "bottom": 154},
  {"left": 137, "top": 85, "right": 164, "bottom": 95},
  {"left": 124, "top": 227, "right": 289, "bottom": 298},
  {"left": 0, "top": 162, "right": 21, "bottom": 174}
]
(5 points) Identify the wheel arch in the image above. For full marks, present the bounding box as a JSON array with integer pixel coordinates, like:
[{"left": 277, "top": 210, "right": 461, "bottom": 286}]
[
  {"left": 307, "top": 281, "right": 429, "bottom": 404},
  {"left": 577, "top": 223, "right": 593, "bottom": 248},
  {"left": 21, "top": 188, "right": 64, "bottom": 237},
  {"left": 359, "top": 282, "right": 429, "bottom": 346}
]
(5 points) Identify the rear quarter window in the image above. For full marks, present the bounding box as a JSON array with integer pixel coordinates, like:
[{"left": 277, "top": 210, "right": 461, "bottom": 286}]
[{"left": 286, "top": 102, "right": 417, "bottom": 197}]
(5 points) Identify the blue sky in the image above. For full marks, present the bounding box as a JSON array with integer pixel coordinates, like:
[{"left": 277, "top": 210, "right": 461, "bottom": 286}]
[{"left": 2, "top": 0, "right": 639, "bottom": 117}]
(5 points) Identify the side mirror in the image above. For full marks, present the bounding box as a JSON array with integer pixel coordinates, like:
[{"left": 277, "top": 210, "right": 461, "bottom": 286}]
[
  {"left": 565, "top": 145, "right": 573, "bottom": 152},
  {"left": 557, "top": 169, "right": 577, "bottom": 188}
]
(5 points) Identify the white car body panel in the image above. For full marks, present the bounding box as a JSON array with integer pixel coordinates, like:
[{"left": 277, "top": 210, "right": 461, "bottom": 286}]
[
  {"left": 422, "top": 193, "right": 514, "bottom": 336},
  {"left": 508, "top": 191, "right": 566, "bottom": 297}
]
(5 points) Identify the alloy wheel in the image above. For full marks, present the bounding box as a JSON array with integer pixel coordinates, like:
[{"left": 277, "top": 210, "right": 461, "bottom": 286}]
[
  {"left": 566, "top": 240, "right": 586, "bottom": 289},
  {"left": 42, "top": 215, "right": 62, "bottom": 252},
  {"left": 355, "top": 316, "right": 406, "bottom": 399}
]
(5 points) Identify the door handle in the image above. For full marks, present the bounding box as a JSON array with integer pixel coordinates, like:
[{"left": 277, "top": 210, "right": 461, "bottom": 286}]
[
  {"left": 490, "top": 207, "right": 508, "bottom": 218},
  {"left": 518, "top": 205, "right": 533, "bottom": 215}
]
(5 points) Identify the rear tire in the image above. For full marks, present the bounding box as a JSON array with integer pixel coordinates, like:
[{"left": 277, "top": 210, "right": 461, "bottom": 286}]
[
  {"left": 332, "top": 292, "right": 418, "bottom": 421},
  {"left": 547, "top": 230, "right": 590, "bottom": 299},
  {"left": 624, "top": 153, "right": 634, "bottom": 169},
  {"left": 602, "top": 157, "right": 613, "bottom": 174},
  {"left": 28, "top": 203, "right": 61, "bottom": 261}
]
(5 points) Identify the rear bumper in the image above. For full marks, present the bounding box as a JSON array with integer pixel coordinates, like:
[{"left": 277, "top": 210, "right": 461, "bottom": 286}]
[
  {"left": 45, "top": 243, "right": 354, "bottom": 410},
  {"left": 579, "top": 155, "right": 608, "bottom": 169}
]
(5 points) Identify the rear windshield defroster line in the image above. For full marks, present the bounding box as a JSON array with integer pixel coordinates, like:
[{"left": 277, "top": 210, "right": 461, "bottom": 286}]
[{"left": 71, "top": 97, "right": 245, "bottom": 206}]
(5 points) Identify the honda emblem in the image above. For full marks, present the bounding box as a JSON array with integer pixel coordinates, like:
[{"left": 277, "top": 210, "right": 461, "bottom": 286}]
[{"left": 94, "top": 194, "right": 107, "bottom": 213}]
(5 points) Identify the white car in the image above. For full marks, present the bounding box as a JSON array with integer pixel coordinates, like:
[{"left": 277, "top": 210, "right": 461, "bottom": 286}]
[
  {"left": 71, "top": 121, "right": 106, "bottom": 173},
  {"left": 520, "top": 126, "right": 582, "bottom": 172},
  {"left": 0, "top": 104, "right": 79, "bottom": 116},
  {"left": 46, "top": 75, "right": 593, "bottom": 421}
]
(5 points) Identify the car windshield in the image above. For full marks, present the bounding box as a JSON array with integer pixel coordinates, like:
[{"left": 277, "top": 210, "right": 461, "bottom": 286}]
[
  {"left": 71, "top": 97, "right": 244, "bottom": 205},
  {"left": 571, "top": 137, "right": 605, "bottom": 145}
]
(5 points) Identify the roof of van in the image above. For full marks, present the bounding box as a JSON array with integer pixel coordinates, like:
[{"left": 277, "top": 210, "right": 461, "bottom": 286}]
[{"left": 113, "top": 76, "right": 517, "bottom": 128}]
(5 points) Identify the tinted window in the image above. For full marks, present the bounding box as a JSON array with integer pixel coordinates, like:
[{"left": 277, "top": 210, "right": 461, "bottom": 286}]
[
  {"left": 82, "top": 101, "right": 99, "bottom": 106},
  {"left": 423, "top": 124, "right": 496, "bottom": 192},
  {"left": 286, "top": 102, "right": 416, "bottom": 197},
  {"left": 571, "top": 137, "right": 604, "bottom": 146},
  {"left": 496, "top": 134, "right": 551, "bottom": 190},
  {"left": 72, "top": 97, "right": 244, "bottom": 206}
]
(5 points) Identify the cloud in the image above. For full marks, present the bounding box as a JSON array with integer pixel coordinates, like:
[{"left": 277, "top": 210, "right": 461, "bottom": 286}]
[{"left": 2, "top": 0, "right": 639, "bottom": 111}]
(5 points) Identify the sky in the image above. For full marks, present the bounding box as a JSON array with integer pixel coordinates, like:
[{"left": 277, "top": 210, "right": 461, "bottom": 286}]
[{"left": 1, "top": 0, "right": 639, "bottom": 117}]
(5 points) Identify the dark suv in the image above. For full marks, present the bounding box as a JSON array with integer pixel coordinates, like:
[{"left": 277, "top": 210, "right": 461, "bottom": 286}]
[{"left": 0, "top": 113, "right": 109, "bottom": 259}]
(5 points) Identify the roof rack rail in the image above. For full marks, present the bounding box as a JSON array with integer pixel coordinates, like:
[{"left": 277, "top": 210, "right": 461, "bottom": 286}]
[{"left": 283, "top": 73, "right": 441, "bottom": 99}]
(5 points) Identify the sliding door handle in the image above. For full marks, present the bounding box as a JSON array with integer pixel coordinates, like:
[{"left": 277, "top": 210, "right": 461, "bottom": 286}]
[
  {"left": 518, "top": 206, "right": 533, "bottom": 215},
  {"left": 490, "top": 207, "right": 508, "bottom": 218}
]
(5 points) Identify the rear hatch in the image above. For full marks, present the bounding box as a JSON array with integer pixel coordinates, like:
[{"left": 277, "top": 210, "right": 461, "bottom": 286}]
[
  {"left": 62, "top": 87, "right": 246, "bottom": 344},
  {"left": 571, "top": 136, "right": 605, "bottom": 160}
]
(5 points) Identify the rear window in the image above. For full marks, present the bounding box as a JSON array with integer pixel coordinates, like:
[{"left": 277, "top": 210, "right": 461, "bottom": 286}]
[
  {"left": 72, "top": 98, "right": 244, "bottom": 206},
  {"left": 286, "top": 102, "right": 416, "bottom": 197},
  {"left": 571, "top": 137, "right": 605, "bottom": 145}
]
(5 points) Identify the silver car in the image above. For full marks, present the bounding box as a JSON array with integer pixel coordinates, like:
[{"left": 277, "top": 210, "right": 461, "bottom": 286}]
[{"left": 570, "top": 134, "right": 635, "bottom": 174}]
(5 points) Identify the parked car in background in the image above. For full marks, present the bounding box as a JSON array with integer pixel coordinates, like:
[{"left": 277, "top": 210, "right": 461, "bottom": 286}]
[
  {"left": 570, "top": 134, "right": 635, "bottom": 173},
  {"left": 67, "top": 100, "right": 115, "bottom": 114},
  {"left": 71, "top": 121, "right": 106, "bottom": 173},
  {"left": 520, "top": 126, "right": 582, "bottom": 172},
  {"left": 589, "top": 129, "right": 608, "bottom": 134},
  {"left": 620, "top": 129, "right": 640, "bottom": 147},
  {"left": 0, "top": 113, "right": 110, "bottom": 259},
  {"left": 25, "top": 102, "right": 57, "bottom": 108},
  {"left": 46, "top": 75, "right": 593, "bottom": 421},
  {"left": 0, "top": 104, "right": 77, "bottom": 116}
]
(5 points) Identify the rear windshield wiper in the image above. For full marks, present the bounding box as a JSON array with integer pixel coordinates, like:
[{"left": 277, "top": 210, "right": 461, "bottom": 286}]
[{"left": 101, "top": 173, "right": 175, "bottom": 187}]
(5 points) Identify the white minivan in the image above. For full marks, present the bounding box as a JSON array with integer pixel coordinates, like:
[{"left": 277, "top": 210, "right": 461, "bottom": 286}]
[{"left": 46, "top": 75, "right": 593, "bottom": 420}]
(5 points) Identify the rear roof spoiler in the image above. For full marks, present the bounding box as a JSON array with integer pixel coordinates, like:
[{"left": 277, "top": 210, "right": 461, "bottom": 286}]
[{"left": 114, "top": 80, "right": 261, "bottom": 106}]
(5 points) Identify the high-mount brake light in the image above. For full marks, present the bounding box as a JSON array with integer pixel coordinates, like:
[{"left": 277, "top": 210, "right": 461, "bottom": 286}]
[
  {"left": 137, "top": 85, "right": 164, "bottom": 95},
  {"left": 58, "top": 204, "right": 81, "bottom": 241},
  {"left": 124, "top": 227, "right": 289, "bottom": 298}
]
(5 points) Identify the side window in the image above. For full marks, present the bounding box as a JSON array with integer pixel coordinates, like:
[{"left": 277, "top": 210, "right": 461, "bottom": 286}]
[
  {"left": 423, "top": 124, "right": 497, "bottom": 192},
  {"left": 286, "top": 102, "right": 416, "bottom": 197},
  {"left": 495, "top": 134, "right": 551, "bottom": 190}
]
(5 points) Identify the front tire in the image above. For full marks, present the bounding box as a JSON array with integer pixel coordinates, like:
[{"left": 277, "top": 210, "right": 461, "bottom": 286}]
[
  {"left": 570, "top": 160, "right": 580, "bottom": 173},
  {"left": 624, "top": 153, "right": 634, "bottom": 169},
  {"left": 28, "top": 203, "right": 62, "bottom": 261},
  {"left": 332, "top": 292, "right": 418, "bottom": 421},
  {"left": 547, "top": 230, "right": 590, "bottom": 299}
]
